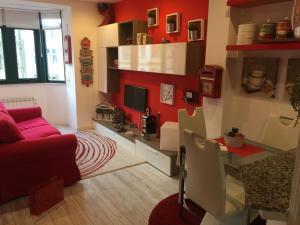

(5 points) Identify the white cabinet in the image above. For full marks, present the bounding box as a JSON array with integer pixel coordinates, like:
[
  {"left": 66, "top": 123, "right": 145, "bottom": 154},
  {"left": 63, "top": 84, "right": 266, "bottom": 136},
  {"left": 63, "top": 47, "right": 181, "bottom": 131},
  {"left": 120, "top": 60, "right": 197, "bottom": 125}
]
[
  {"left": 120, "top": 42, "right": 203, "bottom": 75},
  {"left": 98, "top": 23, "right": 119, "bottom": 47},
  {"left": 164, "top": 43, "right": 187, "bottom": 75},
  {"left": 98, "top": 47, "right": 108, "bottom": 93},
  {"left": 94, "top": 122, "right": 136, "bottom": 155},
  {"left": 135, "top": 140, "right": 172, "bottom": 176},
  {"left": 118, "top": 45, "right": 138, "bottom": 70},
  {"left": 138, "top": 44, "right": 163, "bottom": 73}
]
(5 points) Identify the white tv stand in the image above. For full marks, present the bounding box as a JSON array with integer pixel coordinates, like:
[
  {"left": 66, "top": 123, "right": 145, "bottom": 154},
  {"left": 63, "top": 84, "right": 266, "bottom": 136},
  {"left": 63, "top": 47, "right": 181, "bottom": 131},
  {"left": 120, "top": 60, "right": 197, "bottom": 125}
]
[{"left": 93, "top": 120, "right": 179, "bottom": 176}]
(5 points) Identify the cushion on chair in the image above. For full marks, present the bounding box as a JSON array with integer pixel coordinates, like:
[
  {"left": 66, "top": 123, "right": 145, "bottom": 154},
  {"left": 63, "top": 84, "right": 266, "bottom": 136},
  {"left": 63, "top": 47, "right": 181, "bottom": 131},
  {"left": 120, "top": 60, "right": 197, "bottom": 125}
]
[{"left": 0, "top": 110, "right": 24, "bottom": 143}]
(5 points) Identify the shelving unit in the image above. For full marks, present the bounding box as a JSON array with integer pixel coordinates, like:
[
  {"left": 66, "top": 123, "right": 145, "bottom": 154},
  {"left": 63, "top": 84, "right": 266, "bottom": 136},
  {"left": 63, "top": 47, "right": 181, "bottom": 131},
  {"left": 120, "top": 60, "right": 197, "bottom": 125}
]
[
  {"left": 147, "top": 8, "right": 159, "bottom": 27},
  {"left": 226, "top": 43, "right": 300, "bottom": 51},
  {"left": 119, "top": 21, "right": 147, "bottom": 45},
  {"left": 227, "top": 0, "right": 292, "bottom": 8},
  {"left": 166, "top": 13, "right": 180, "bottom": 34},
  {"left": 188, "top": 19, "right": 205, "bottom": 41}
]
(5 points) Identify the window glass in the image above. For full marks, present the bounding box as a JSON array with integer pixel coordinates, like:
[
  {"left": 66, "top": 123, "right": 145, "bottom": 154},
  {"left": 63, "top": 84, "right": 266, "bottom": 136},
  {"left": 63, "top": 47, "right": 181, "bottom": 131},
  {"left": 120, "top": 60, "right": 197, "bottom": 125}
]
[
  {"left": 15, "top": 29, "right": 37, "bottom": 79},
  {"left": 44, "top": 29, "right": 65, "bottom": 81},
  {"left": 0, "top": 29, "right": 5, "bottom": 80}
]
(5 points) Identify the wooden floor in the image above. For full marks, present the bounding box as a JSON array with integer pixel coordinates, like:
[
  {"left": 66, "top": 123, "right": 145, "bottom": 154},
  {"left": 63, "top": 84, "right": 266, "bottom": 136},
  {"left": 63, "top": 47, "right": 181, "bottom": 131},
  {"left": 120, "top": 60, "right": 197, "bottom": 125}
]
[{"left": 0, "top": 163, "right": 178, "bottom": 225}]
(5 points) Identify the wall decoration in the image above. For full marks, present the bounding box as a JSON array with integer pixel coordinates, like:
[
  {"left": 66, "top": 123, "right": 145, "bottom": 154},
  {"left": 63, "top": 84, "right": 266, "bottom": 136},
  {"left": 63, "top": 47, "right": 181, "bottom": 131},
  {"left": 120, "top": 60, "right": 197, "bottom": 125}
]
[
  {"left": 147, "top": 8, "right": 159, "bottom": 27},
  {"left": 97, "top": 3, "right": 115, "bottom": 26},
  {"left": 160, "top": 83, "right": 175, "bottom": 105},
  {"left": 166, "top": 13, "right": 180, "bottom": 34},
  {"left": 80, "top": 37, "right": 93, "bottom": 87},
  {"left": 241, "top": 57, "right": 279, "bottom": 98},
  {"left": 64, "top": 35, "right": 72, "bottom": 64},
  {"left": 188, "top": 19, "right": 205, "bottom": 41},
  {"left": 286, "top": 58, "right": 300, "bottom": 95}
]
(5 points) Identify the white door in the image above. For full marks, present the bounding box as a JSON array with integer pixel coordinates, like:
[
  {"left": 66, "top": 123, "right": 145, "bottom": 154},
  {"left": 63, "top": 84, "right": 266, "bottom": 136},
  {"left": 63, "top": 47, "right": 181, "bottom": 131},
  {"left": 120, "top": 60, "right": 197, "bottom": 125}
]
[
  {"left": 98, "top": 47, "right": 108, "bottom": 93},
  {"left": 138, "top": 44, "right": 163, "bottom": 73},
  {"left": 98, "top": 23, "right": 119, "bottom": 47},
  {"left": 164, "top": 43, "right": 187, "bottom": 75},
  {"left": 118, "top": 45, "right": 138, "bottom": 70}
]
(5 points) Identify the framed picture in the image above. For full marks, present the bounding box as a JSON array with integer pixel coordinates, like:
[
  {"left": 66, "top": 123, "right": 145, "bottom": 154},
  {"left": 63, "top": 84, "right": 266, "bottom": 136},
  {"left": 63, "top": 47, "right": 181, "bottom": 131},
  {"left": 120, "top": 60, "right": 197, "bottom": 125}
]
[
  {"left": 286, "top": 58, "right": 300, "bottom": 95},
  {"left": 160, "top": 83, "right": 175, "bottom": 105},
  {"left": 241, "top": 57, "right": 279, "bottom": 98},
  {"left": 166, "top": 13, "right": 180, "bottom": 34}
]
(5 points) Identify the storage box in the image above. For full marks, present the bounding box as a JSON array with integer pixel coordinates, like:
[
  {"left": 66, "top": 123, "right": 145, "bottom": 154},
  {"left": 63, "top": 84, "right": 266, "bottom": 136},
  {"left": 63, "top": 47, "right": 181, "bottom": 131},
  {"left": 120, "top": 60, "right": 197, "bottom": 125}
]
[
  {"left": 160, "top": 122, "right": 180, "bottom": 151},
  {"left": 29, "top": 177, "right": 64, "bottom": 215}
]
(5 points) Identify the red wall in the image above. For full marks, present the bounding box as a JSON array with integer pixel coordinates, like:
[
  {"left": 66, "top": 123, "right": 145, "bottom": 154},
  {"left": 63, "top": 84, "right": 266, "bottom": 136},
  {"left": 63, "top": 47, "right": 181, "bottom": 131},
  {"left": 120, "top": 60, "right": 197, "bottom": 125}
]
[{"left": 112, "top": 0, "right": 209, "bottom": 127}]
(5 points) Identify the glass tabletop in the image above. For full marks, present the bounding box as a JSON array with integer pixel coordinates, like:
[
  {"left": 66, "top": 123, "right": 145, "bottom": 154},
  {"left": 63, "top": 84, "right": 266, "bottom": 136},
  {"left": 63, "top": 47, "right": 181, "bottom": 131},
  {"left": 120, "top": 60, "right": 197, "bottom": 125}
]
[{"left": 221, "top": 139, "right": 285, "bottom": 170}]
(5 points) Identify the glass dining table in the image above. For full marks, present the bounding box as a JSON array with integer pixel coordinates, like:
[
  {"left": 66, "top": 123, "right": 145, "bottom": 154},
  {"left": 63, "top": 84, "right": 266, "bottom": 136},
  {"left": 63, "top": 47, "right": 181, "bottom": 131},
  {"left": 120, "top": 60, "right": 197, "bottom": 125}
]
[{"left": 178, "top": 138, "right": 296, "bottom": 223}]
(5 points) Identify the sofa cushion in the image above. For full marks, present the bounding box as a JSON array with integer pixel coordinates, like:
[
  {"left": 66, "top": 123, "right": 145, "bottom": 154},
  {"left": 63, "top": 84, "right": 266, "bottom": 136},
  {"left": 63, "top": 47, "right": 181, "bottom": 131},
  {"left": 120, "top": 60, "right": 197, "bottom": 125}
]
[
  {"left": 0, "top": 110, "right": 24, "bottom": 143},
  {"left": 21, "top": 125, "right": 61, "bottom": 140},
  {"left": 17, "top": 117, "right": 50, "bottom": 131}
]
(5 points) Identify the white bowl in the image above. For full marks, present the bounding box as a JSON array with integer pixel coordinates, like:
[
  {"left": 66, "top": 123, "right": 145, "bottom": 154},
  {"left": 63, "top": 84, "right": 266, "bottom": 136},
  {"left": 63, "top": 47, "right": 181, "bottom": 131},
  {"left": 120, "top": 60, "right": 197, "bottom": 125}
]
[{"left": 224, "top": 135, "right": 245, "bottom": 148}]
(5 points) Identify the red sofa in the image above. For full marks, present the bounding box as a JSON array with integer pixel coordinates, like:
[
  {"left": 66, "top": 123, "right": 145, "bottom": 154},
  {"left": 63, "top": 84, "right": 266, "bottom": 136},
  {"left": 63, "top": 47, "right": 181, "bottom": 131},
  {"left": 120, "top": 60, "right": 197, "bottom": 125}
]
[{"left": 0, "top": 102, "right": 81, "bottom": 203}]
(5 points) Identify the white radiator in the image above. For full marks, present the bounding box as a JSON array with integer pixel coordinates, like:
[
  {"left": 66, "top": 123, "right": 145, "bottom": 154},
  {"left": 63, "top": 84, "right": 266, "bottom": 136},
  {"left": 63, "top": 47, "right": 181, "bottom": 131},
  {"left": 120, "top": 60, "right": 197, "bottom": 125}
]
[{"left": 0, "top": 97, "right": 37, "bottom": 109}]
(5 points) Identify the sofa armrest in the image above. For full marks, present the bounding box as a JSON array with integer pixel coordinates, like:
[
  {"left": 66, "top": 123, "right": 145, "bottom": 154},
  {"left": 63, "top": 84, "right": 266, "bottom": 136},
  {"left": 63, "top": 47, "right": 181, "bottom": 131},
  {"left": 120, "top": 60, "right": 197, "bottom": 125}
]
[
  {"left": 7, "top": 107, "right": 42, "bottom": 122},
  {"left": 0, "top": 134, "right": 78, "bottom": 166}
]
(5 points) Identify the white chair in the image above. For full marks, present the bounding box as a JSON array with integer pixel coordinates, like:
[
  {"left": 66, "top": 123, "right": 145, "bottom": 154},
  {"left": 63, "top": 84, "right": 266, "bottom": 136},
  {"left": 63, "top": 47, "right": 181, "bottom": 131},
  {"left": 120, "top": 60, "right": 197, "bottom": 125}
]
[
  {"left": 183, "top": 129, "right": 250, "bottom": 225},
  {"left": 178, "top": 107, "right": 207, "bottom": 145},
  {"left": 178, "top": 107, "right": 207, "bottom": 214},
  {"left": 261, "top": 114, "right": 300, "bottom": 151}
]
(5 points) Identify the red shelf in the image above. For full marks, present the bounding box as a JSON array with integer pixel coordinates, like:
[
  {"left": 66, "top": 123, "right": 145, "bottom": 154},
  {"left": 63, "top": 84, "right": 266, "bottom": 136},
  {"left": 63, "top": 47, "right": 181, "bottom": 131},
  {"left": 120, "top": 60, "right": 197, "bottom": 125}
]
[
  {"left": 226, "top": 43, "right": 300, "bottom": 51},
  {"left": 227, "top": 0, "right": 292, "bottom": 8}
]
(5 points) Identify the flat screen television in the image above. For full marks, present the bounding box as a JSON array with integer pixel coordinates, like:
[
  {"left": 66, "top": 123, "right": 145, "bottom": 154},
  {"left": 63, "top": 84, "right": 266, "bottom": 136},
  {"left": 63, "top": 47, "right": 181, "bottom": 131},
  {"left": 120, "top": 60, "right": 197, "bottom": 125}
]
[{"left": 124, "top": 84, "right": 147, "bottom": 112}]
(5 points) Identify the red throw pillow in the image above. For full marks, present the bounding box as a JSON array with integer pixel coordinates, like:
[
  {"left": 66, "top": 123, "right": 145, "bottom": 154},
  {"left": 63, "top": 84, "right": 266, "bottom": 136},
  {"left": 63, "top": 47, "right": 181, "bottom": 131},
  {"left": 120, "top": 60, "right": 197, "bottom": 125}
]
[{"left": 0, "top": 110, "right": 24, "bottom": 143}]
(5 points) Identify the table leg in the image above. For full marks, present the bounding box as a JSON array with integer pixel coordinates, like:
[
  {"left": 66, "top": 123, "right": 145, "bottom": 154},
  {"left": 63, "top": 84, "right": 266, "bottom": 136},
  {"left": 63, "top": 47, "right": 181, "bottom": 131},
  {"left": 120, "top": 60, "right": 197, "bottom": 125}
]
[{"left": 178, "top": 146, "right": 186, "bottom": 218}]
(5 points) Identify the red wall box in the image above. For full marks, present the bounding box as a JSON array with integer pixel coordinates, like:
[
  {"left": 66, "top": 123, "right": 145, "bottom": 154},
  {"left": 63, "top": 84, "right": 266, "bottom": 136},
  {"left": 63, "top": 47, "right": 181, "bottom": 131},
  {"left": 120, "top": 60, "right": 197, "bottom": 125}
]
[{"left": 112, "top": 0, "right": 209, "bottom": 126}]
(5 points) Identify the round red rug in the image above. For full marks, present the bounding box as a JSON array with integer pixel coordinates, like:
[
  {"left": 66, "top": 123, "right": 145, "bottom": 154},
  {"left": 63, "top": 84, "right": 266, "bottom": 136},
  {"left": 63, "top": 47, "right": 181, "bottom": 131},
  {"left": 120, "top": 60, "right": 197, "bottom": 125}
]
[
  {"left": 148, "top": 194, "right": 266, "bottom": 225},
  {"left": 149, "top": 194, "right": 205, "bottom": 225}
]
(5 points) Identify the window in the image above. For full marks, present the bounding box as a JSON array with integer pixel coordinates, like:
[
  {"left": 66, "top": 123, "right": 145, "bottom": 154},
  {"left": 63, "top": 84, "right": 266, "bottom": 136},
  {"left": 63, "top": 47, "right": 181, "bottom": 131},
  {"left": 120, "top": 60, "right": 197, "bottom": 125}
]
[
  {"left": 44, "top": 29, "right": 65, "bottom": 81},
  {"left": 0, "top": 29, "right": 5, "bottom": 80},
  {"left": 0, "top": 9, "right": 65, "bottom": 84},
  {"left": 15, "top": 29, "right": 37, "bottom": 79}
]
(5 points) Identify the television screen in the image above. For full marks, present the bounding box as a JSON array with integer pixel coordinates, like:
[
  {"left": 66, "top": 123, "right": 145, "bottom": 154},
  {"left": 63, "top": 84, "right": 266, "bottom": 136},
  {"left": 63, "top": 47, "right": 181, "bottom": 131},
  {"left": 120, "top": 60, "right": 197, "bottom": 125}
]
[{"left": 124, "top": 85, "right": 147, "bottom": 112}]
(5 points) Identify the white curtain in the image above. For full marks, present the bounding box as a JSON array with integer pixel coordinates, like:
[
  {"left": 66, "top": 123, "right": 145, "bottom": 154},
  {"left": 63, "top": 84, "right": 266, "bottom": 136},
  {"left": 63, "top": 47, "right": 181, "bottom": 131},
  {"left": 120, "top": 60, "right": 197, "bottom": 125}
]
[
  {"left": 4, "top": 9, "right": 40, "bottom": 29},
  {"left": 40, "top": 11, "right": 61, "bottom": 30}
]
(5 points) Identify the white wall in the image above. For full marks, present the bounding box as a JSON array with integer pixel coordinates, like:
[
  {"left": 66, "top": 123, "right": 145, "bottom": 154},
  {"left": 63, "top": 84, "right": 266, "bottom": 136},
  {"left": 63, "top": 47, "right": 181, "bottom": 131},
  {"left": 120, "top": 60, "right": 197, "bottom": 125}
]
[
  {"left": 34, "top": 0, "right": 102, "bottom": 130},
  {"left": 0, "top": 0, "right": 103, "bottom": 130},
  {"left": 0, "top": 83, "right": 69, "bottom": 125},
  {"left": 205, "top": 0, "right": 298, "bottom": 142}
]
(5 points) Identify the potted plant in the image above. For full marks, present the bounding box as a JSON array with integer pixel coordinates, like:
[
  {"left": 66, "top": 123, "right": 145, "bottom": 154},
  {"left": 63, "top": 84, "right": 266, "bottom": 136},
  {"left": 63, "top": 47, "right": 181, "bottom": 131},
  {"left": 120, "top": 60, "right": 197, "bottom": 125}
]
[
  {"left": 290, "top": 75, "right": 300, "bottom": 126},
  {"left": 188, "top": 23, "right": 199, "bottom": 41},
  {"left": 167, "top": 17, "right": 176, "bottom": 32},
  {"left": 148, "top": 11, "right": 156, "bottom": 26}
]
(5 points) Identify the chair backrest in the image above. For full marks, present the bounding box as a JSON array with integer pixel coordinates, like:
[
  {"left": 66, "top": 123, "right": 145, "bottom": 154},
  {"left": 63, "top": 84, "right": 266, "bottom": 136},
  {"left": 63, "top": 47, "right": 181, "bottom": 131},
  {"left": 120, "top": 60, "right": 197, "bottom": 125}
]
[
  {"left": 261, "top": 114, "right": 300, "bottom": 151},
  {"left": 184, "top": 129, "right": 226, "bottom": 220},
  {"left": 178, "top": 107, "right": 207, "bottom": 146}
]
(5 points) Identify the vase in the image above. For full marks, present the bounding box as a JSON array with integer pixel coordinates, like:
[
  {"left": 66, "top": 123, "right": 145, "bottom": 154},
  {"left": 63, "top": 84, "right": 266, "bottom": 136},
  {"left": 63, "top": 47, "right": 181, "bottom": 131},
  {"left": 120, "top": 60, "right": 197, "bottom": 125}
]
[
  {"left": 189, "top": 30, "right": 198, "bottom": 41},
  {"left": 167, "top": 23, "right": 176, "bottom": 32},
  {"left": 292, "top": 0, "right": 300, "bottom": 38}
]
